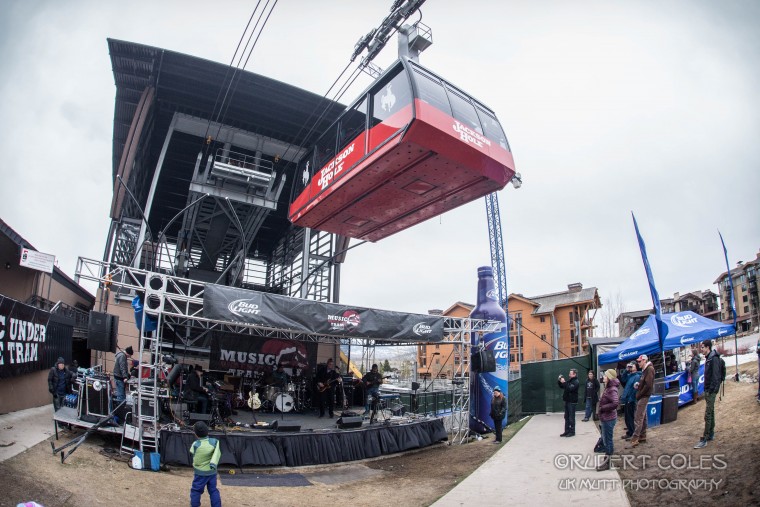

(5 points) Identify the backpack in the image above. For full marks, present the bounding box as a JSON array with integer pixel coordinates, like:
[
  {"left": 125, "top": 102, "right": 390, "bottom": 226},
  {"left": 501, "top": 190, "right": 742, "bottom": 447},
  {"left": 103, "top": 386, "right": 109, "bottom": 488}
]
[{"left": 719, "top": 356, "right": 726, "bottom": 382}]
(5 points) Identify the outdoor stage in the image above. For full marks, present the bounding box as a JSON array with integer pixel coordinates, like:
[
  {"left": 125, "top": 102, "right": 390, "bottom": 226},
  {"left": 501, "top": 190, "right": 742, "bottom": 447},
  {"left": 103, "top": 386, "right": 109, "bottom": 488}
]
[{"left": 52, "top": 401, "right": 449, "bottom": 468}]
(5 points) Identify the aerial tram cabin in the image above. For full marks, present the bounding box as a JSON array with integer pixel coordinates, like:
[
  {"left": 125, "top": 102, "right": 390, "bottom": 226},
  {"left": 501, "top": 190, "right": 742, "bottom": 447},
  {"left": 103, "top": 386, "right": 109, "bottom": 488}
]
[{"left": 288, "top": 58, "right": 516, "bottom": 242}]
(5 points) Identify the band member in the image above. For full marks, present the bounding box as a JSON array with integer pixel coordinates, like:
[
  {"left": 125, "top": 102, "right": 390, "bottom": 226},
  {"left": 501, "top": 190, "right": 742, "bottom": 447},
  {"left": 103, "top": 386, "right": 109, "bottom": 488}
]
[
  {"left": 271, "top": 363, "right": 289, "bottom": 389},
  {"left": 316, "top": 358, "right": 342, "bottom": 418},
  {"left": 362, "top": 364, "right": 384, "bottom": 415},
  {"left": 185, "top": 365, "right": 211, "bottom": 414}
]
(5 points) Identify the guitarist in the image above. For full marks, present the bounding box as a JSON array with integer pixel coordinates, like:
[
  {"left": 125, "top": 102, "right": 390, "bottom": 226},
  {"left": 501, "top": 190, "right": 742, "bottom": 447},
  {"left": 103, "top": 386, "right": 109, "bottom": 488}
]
[
  {"left": 362, "top": 364, "right": 384, "bottom": 416},
  {"left": 316, "top": 358, "right": 342, "bottom": 419}
]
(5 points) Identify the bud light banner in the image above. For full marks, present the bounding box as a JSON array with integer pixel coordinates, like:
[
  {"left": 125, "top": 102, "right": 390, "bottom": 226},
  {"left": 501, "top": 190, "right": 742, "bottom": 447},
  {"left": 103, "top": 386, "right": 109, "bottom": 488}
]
[
  {"left": 203, "top": 284, "right": 443, "bottom": 342},
  {"left": 665, "top": 366, "right": 704, "bottom": 406},
  {"left": 0, "top": 294, "right": 72, "bottom": 379},
  {"left": 210, "top": 334, "right": 317, "bottom": 377}
]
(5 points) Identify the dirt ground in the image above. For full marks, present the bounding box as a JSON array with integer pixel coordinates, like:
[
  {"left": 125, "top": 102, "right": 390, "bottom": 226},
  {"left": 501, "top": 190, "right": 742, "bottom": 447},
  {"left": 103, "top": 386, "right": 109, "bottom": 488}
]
[
  {"left": 617, "top": 359, "right": 760, "bottom": 506},
  {"left": 0, "top": 416, "right": 527, "bottom": 507},
  {"left": 1, "top": 361, "right": 757, "bottom": 507}
]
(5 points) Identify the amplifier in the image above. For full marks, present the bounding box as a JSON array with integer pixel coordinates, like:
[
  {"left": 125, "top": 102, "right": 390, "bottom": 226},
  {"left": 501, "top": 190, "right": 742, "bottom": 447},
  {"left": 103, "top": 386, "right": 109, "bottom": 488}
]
[{"left": 84, "top": 378, "right": 111, "bottom": 418}]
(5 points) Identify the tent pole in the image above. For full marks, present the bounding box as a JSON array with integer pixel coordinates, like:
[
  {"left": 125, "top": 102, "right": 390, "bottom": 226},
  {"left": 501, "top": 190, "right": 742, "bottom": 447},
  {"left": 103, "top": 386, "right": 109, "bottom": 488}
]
[{"left": 733, "top": 332, "right": 739, "bottom": 382}]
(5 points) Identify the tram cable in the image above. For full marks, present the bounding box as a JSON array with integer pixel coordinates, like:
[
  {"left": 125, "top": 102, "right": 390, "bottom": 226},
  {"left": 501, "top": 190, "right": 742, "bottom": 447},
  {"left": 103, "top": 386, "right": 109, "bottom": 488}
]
[{"left": 201, "top": 0, "right": 279, "bottom": 161}]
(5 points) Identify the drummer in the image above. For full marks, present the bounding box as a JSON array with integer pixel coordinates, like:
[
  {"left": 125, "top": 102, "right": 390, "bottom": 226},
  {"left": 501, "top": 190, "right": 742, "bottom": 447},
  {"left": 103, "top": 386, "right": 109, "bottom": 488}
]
[{"left": 271, "top": 363, "right": 289, "bottom": 389}]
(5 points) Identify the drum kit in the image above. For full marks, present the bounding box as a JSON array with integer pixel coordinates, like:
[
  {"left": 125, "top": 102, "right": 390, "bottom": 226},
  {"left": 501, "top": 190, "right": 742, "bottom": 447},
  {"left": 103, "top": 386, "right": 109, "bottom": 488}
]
[{"left": 242, "top": 375, "right": 310, "bottom": 413}]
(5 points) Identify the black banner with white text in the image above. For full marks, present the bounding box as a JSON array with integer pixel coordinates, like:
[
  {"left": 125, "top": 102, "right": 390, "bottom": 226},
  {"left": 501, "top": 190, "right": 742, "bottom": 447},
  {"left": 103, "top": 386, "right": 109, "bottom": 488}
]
[
  {"left": 202, "top": 284, "right": 443, "bottom": 342},
  {"left": 0, "top": 295, "right": 72, "bottom": 379}
]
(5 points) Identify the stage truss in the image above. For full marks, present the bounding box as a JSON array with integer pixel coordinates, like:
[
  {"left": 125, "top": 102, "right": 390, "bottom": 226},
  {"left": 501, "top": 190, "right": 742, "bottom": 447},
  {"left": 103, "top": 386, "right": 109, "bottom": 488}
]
[{"left": 75, "top": 257, "right": 498, "bottom": 450}]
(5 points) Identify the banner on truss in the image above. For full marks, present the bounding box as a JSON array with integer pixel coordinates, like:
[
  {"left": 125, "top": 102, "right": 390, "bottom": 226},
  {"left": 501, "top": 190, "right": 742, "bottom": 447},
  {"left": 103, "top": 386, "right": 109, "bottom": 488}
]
[{"left": 203, "top": 284, "right": 443, "bottom": 342}]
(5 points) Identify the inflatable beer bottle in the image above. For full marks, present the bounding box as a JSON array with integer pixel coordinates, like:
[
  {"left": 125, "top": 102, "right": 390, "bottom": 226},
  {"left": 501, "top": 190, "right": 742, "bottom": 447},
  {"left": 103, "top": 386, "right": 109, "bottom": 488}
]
[{"left": 469, "top": 266, "right": 508, "bottom": 434}]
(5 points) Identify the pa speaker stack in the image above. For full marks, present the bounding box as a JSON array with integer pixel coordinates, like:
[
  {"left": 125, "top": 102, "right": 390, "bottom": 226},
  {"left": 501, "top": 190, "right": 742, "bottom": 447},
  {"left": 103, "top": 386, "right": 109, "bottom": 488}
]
[
  {"left": 87, "top": 312, "right": 119, "bottom": 353},
  {"left": 471, "top": 348, "right": 496, "bottom": 372}
]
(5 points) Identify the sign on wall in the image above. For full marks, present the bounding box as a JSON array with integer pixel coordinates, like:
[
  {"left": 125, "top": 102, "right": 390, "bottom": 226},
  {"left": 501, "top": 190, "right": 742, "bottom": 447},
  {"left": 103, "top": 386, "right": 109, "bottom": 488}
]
[
  {"left": 19, "top": 248, "right": 55, "bottom": 273},
  {"left": 0, "top": 295, "right": 72, "bottom": 378}
]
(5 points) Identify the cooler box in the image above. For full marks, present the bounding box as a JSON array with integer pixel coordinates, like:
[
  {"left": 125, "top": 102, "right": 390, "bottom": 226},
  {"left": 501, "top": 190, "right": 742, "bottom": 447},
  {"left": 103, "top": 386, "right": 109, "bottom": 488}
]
[{"left": 647, "top": 394, "right": 662, "bottom": 428}]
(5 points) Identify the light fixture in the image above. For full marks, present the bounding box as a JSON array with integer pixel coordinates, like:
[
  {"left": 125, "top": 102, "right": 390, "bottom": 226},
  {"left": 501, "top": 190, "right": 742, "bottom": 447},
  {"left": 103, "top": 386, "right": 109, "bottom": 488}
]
[
  {"left": 510, "top": 172, "right": 522, "bottom": 189},
  {"left": 4, "top": 262, "right": 10, "bottom": 270}
]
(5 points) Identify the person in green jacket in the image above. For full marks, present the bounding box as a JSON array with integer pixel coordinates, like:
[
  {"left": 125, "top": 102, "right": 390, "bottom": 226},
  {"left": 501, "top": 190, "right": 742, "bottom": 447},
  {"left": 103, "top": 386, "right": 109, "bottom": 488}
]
[{"left": 190, "top": 421, "right": 222, "bottom": 507}]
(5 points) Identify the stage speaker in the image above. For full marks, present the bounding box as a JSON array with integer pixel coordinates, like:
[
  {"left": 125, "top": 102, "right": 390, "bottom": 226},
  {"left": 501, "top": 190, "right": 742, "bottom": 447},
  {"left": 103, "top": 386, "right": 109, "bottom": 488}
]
[
  {"left": 187, "top": 412, "right": 212, "bottom": 423},
  {"left": 411, "top": 382, "right": 420, "bottom": 391},
  {"left": 87, "top": 312, "right": 119, "bottom": 353},
  {"left": 271, "top": 421, "right": 301, "bottom": 432},
  {"left": 336, "top": 416, "right": 363, "bottom": 429},
  {"left": 471, "top": 348, "right": 496, "bottom": 372}
]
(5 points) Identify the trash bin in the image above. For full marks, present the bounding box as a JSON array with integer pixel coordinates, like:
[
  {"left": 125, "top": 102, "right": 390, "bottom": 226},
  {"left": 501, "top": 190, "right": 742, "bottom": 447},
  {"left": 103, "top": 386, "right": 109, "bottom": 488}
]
[
  {"left": 646, "top": 394, "right": 662, "bottom": 428},
  {"left": 662, "top": 392, "right": 679, "bottom": 424}
]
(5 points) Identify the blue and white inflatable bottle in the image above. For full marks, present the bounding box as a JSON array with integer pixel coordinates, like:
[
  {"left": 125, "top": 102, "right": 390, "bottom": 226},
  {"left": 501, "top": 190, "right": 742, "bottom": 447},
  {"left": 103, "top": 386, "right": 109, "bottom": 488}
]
[{"left": 469, "top": 266, "right": 508, "bottom": 434}]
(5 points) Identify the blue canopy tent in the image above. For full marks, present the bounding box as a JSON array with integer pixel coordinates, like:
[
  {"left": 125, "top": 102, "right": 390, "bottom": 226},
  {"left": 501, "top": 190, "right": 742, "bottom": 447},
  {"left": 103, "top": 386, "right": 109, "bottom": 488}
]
[
  {"left": 598, "top": 315, "right": 661, "bottom": 364},
  {"left": 660, "top": 311, "right": 735, "bottom": 350},
  {"left": 598, "top": 311, "right": 735, "bottom": 365}
]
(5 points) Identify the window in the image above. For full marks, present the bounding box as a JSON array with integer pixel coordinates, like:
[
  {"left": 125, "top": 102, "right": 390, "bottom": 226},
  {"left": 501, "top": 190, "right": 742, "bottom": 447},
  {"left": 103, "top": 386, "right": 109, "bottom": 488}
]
[
  {"left": 446, "top": 86, "right": 482, "bottom": 133},
  {"left": 744, "top": 306, "right": 750, "bottom": 313},
  {"left": 510, "top": 354, "right": 515, "bottom": 362},
  {"left": 435, "top": 344, "right": 440, "bottom": 349},
  {"left": 540, "top": 316, "right": 545, "bottom": 323},
  {"left": 541, "top": 334, "right": 546, "bottom": 341},
  {"left": 475, "top": 106, "right": 510, "bottom": 151},
  {"left": 569, "top": 311, "right": 574, "bottom": 322},
  {"left": 541, "top": 353, "right": 547, "bottom": 359},
  {"left": 314, "top": 128, "right": 338, "bottom": 172},
  {"left": 411, "top": 68, "right": 451, "bottom": 115},
  {"left": 338, "top": 98, "right": 367, "bottom": 154},
  {"left": 743, "top": 295, "right": 748, "bottom": 302},
  {"left": 369, "top": 68, "right": 412, "bottom": 150}
]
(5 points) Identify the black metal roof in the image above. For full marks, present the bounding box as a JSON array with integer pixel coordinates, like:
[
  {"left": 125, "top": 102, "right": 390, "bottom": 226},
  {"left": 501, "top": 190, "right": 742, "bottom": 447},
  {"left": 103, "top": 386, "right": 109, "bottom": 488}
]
[{"left": 108, "top": 39, "right": 345, "bottom": 255}]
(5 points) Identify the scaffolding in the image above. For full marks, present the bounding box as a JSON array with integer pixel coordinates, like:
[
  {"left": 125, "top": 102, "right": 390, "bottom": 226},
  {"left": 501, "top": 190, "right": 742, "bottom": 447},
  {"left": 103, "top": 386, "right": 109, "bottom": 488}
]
[{"left": 75, "top": 257, "right": 498, "bottom": 450}]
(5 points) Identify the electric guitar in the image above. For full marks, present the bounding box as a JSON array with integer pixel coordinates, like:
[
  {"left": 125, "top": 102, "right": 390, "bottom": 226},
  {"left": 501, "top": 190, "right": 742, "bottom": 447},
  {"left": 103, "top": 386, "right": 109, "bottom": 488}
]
[
  {"left": 247, "top": 391, "right": 261, "bottom": 410},
  {"left": 316, "top": 377, "right": 342, "bottom": 393},
  {"left": 364, "top": 375, "right": 392, "bottom": 388}
]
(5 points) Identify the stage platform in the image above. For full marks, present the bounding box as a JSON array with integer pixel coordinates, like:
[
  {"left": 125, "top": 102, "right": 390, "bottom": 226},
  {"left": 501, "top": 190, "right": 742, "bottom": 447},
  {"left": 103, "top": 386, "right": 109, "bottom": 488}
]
[{"left": 52, "top": 401, "right": 448, "bottom": 468}]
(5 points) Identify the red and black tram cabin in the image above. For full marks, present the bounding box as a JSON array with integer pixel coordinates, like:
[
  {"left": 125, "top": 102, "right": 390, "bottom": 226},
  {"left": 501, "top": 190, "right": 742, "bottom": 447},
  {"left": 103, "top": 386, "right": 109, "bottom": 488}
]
[{"left": 289, "top": 58, "right": 516, "bottom": 242}]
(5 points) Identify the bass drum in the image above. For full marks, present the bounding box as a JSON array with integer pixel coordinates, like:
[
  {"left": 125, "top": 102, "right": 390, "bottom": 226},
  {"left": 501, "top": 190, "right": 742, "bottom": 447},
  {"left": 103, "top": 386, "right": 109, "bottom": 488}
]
[{"left": 275, "top": 393, "right": 294, "bottom": 413}]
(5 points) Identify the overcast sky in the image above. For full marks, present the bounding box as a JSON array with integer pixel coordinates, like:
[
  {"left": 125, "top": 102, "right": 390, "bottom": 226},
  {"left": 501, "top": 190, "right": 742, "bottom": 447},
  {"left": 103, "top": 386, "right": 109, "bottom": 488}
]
[{"left": 1, "top": 0, "right": 758, "bottom": 324}]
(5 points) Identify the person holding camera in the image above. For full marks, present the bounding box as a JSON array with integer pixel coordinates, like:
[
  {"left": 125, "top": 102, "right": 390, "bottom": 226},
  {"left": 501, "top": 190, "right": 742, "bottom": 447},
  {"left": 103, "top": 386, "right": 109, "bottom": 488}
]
[{"left": 557, "top": 369, "right": 579, "bottom": 437}]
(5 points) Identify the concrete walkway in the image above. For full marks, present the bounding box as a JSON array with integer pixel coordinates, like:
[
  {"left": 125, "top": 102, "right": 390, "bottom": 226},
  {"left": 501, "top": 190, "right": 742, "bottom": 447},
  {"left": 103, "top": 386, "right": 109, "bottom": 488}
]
[
  {"left": 0, "top": 404, "right": 57, "bottom": 462},
  {"left": 433, "top": 413, "right": 630, "bottom": 506}
]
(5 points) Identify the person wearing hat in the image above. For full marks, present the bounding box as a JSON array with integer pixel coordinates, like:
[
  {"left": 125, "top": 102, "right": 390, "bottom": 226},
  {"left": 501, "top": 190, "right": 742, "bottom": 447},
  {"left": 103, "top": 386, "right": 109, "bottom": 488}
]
[
  {"left": 189, "top": 421, "right": 222, "bottom": 507},
  {"left": 185, "top": 365, "right": 211, "bottom": 414},
  {"left": 489, "top": 385, "right": 507, "bottom": 444},
  {"left": 47, "top": 357, "right": 74, "bottom": 411},
  {"left": 113, "top": 345, "right": 134, "bottom": 402},
  {"left": 596, "top": 369, "right": 620, "bottom": 471},
  {"left": 362, "top": 363, "right": 383, "bottom": 415},
  {"left": 629, "top": 354, "right": 654, "bottom": 448},
  {"left": 619, "top": 361, "right": 641, "bottom": 440}
]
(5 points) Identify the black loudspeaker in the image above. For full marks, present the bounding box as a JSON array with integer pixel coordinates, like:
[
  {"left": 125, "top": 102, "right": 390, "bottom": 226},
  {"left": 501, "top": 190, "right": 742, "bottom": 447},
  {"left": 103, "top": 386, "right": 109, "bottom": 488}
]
[
  {"left": 411, "top": 382, "right": 420, "bottom": 391},
  {"left": 336, "top": 416, "right": 363, "bottom": 429},
  {"left": 472, "top": 348, "right": 496, "bottom": 372},
  {"left": 187, "top": 412, "right": 212, "bottom": 424},
  {"left": 87, "top": 312, "right": 119, "bottom": 353},
  {"left": 271, "top": 421, "right": 301, "bottom": 432}
]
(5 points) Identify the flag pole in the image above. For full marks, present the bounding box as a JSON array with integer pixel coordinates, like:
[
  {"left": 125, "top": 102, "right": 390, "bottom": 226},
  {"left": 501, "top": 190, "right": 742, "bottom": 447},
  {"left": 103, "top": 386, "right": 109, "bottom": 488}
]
[{"left": 718, "top": 231, "right": 740, "bottom": 381}]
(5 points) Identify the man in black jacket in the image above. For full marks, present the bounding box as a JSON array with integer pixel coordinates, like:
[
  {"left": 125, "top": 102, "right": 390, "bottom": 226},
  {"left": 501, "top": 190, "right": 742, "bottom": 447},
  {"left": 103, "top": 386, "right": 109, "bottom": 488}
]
[
  {"left": 582, "top": 370, "right": 600, "bottom": 422},
  {"left": 489, "top": 386, "right": 507, "bottom": 444},
  {"left": 558, "top": 368, "right": 579, "bottom": 437},
  {"left": 47, "top": 357, "right": 73, "bottom": 411},
  {"left": 694, "top": 340, "right": 721, "bottom": 448}
]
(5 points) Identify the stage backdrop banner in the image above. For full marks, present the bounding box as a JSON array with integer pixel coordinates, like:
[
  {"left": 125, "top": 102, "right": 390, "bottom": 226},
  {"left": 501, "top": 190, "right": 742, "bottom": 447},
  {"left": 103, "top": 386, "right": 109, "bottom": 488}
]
[
  {"left": 203, "top": 284, "right": 443, "bottom": 342},
  {"left": 210, "top": 334, "right": 317, "bottom": 376},
  {"left": 0, "top": 294, "right": 72, "bottom": 379}
]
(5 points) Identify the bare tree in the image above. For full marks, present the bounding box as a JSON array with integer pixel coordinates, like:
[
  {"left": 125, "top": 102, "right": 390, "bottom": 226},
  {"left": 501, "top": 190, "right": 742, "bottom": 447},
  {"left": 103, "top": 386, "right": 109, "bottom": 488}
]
[{"left": 598, "top": 290, "right": 627, "bottom": 337}]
